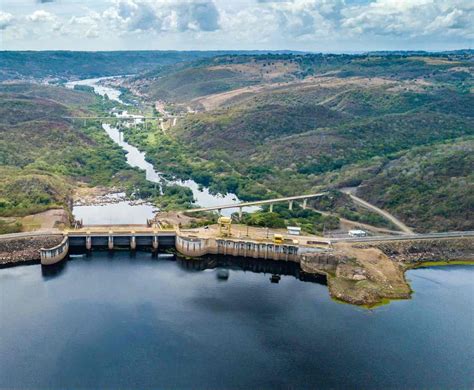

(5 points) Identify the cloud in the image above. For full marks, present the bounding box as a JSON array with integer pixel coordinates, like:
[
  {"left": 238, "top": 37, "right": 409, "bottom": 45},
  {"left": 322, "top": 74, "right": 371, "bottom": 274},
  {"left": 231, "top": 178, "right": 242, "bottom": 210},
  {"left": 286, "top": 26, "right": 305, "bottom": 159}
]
[
  {"left": 103, "top": 0, "right": 220, "bottom": 33},
  {"left": 250, "top": 0, "right": 345, "bottom": 38},
  {"left": 0, "top": 11, "right": 13, "bottom": 30},
  {"left": 27, "top": 10, "right": 56, "bottom": 23},
  {"left": 176, "top": 1, "right": 220, "bottom": 31},
  {"left": 1, "top": 0, "right": 473, "bottom": 50},
  {"left": 341, "top": 0, "right": 474, "bottom": 38},
  {"left": 68, "top": 14, "right": 101, "bottom": 39}
]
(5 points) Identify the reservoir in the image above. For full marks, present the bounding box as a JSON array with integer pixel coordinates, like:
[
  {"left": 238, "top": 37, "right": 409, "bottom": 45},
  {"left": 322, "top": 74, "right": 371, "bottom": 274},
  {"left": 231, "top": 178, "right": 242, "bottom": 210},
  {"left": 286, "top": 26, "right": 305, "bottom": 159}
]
[{"left": 0, "top": 255, "right": 473, "bottom": 389}]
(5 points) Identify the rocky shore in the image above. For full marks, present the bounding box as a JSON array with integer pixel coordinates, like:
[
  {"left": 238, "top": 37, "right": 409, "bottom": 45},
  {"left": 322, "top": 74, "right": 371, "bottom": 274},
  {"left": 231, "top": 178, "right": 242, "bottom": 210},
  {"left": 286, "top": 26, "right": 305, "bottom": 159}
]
[
  {"left": 360, "top": 237, "right": 474, "bottom": 264},
  {"left": 73, "top": 188, "right": 155, "bottom": 209},
  {"left": 301, "top": 237, "right": 474, "bottom": 307},
  {"left": 0, "top": 235, "right": 63, "bottom": 266}
]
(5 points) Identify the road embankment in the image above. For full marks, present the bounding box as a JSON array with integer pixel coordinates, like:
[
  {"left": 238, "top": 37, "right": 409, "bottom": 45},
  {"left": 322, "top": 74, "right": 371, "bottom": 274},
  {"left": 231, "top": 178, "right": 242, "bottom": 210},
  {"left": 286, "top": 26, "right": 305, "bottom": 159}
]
[
  {"left": 301, "top": 237, "right": 474, "bottom": 307},
  {"left": 0, "top": 234, "right": 64, "bottom": 266}
]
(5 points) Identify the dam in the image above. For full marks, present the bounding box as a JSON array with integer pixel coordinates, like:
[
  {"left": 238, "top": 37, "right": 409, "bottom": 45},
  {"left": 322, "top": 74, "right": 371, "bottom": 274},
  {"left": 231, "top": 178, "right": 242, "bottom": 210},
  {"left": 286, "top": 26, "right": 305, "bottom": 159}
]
[
  {"left": 40, "top": 226, "right": 306, "bottom": 265},
  {"left": 39, "top": 224, "right": 474, "bottom": 266}
]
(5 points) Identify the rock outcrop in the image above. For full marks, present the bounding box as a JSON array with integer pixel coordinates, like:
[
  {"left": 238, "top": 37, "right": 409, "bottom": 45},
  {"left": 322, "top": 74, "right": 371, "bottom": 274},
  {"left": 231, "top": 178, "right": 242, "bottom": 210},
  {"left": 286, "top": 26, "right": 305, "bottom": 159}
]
[
  {"left": 300, "top": 237, "right": 474, "bottom": 307},
  {"left": 358, "top": 238, "right": 474, "bottom": 264}
]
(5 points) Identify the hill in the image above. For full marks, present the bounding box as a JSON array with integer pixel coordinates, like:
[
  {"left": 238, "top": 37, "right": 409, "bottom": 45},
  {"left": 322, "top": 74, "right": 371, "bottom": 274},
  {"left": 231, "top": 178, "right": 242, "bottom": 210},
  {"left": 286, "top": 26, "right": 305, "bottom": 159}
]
[
  {"left": 356, "top": 139, "right": 474, "bottom": 232},
  {"left": 0, "top": 83, "right": 147, "bottom": 220},
  {"left": 0, "top": 51, "right": 303, "bottom": 81},
  {"left": 130, "top": 56, "right": 301, "bottom": 103},
  {"left": 122, "top": 51, "right": 474, "bottom": 231}
]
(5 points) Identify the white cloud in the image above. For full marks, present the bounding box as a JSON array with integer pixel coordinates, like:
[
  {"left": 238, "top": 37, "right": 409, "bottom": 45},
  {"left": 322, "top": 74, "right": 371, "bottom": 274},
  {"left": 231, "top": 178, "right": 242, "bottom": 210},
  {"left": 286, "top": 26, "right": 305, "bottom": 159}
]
[
  {"left": 103, "top": 0, "right": 220, "bottom": 34},
  {"left": 270, "top": 0, "right": 345, "bottom": 37},
  {"left": 67, "top": 13, "right": 101, "bottom": 39},
  {"left": 0, "top": 0, "right": 473, "bottom": 50},
  {"left": 0, "top": 11, "right": 14, "bottom": 30},
  {"left": 27, "top": 10, "right": 56, "bottom": 23},
  {"left": 341, "top": 0, "right": 474, "bottom": 38}
]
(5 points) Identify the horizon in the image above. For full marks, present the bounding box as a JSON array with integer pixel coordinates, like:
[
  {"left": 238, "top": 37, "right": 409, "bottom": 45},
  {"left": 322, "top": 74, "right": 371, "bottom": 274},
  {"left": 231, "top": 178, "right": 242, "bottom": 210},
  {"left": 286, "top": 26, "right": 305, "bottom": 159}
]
[{"left": 1, "top": 48, "right": 472, "bottom": 54}]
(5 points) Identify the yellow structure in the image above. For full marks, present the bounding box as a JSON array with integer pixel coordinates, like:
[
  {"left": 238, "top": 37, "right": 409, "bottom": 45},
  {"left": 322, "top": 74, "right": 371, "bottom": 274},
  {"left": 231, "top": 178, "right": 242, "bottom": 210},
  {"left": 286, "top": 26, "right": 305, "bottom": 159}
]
[
  {"left": 218, "top": 216, "right": 232, "bottom": 237},
  {"left": 273, "top": 234, "right": 283, "bottom": 244}
]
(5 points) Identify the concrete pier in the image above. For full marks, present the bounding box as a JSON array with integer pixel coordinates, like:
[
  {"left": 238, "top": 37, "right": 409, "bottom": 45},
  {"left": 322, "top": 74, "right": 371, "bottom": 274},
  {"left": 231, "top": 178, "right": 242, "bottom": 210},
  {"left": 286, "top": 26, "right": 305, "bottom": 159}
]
[{"left": 40, "top": 236, "right": 69, "bottom": 265}]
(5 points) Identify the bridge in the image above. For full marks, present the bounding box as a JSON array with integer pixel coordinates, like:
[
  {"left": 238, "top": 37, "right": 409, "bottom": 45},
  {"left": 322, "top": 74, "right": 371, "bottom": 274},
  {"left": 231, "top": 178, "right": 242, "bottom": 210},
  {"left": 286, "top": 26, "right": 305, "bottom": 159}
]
[
  {"left": 64, "top": 116, "right": 161, "bottom": 120},
  {"left": 185, "top": 192, "right": 328, "bottom": 217},
  {"left": 64, "top": 115, "right": 178, "bottom": 130}
]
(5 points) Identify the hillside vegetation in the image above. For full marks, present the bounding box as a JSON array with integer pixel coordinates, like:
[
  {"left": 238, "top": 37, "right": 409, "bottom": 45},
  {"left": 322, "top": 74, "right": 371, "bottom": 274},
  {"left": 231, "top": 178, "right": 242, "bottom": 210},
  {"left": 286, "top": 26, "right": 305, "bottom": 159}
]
[
  {"left": 357, "top": 139, "right": 474, "bottom": 232},
  {"left": 131, "top": 57, "right": 300, "bottom": 103},
  {"left": 0, "top": 51, "right": 243, "bottom": 81},
  {"left": 125, "top": 51, "right": 474, "bottom": 231},
  {"left": 0, "top": 51, "right": 302, "bottom": 81},
  {"left": 0, "top": 83, "right": 148, "bottom": 218}
]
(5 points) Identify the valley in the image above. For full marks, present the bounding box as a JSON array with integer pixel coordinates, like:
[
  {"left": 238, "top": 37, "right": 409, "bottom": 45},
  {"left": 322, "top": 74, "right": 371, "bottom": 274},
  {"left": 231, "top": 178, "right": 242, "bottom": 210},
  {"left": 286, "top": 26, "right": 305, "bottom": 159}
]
[
  {"left": 120, "top": 51, "right": 474, "bottom": 232},
  {"left": 1, "top": 1, "right": 473, "bottom": 387},
  {"left": 0, "top": 50, "right": 473, "bottom": 308}
]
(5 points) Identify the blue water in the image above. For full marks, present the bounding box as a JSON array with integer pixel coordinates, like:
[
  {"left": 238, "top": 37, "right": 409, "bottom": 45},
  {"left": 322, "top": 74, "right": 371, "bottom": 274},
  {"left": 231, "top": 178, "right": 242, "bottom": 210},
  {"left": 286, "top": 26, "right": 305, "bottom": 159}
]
[{"left": 0, "top": 255, "right": 473, "bottom": 389}]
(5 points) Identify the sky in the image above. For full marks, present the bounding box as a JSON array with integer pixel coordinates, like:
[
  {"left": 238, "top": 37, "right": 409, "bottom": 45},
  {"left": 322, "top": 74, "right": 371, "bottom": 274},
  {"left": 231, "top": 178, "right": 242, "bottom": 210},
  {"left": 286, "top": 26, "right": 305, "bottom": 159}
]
[{"left": 0, "top": 0, "right": 472, "bottom": 52}]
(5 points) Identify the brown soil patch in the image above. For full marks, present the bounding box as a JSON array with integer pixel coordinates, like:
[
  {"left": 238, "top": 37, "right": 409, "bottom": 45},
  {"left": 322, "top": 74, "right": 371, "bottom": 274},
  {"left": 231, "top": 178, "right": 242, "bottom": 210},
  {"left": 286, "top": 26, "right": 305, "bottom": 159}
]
[
  {"left": 193, "top": 75, "right": 398, "bottom": 111},
  {"left": 21, "top": 209, "right": 69, "bottom": 232}
]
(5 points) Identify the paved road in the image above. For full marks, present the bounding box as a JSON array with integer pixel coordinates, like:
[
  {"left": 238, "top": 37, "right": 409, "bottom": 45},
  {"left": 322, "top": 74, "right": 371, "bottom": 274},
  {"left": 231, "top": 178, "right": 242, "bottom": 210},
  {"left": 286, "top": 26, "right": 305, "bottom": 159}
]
[
  {"left": 342, "top": 191, "right": 414, "bottom": 234},
  {"left": 0, "top": 230, "right": 62, "bottom": 241},
  {"left": 333, "top": 231, "right": 474, "bottom": 243}
]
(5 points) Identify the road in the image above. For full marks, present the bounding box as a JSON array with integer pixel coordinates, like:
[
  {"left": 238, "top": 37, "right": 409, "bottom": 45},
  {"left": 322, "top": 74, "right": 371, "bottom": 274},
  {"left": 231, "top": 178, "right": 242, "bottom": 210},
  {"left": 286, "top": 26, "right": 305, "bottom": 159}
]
[
  {"left": 333, "top": 230, "right": 474, "bottom": 243},
  {"left": 0, "top": 230, "right": 62, "bottom": 241},
  {"left": 342, "top": 191, "right": 414, "bottom": 234},
  {"left": 1, "top": 227, "right": 473, "bottom": 250}
]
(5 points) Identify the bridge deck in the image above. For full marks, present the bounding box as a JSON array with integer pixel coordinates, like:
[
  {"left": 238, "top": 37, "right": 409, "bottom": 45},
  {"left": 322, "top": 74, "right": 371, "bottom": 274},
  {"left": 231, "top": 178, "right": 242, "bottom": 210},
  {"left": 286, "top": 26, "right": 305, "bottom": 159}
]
[
  {"left": 64, "top": 116, "right": 160, "bottom": 120},
  {"left": 186, "top": 192, "right": 327, "bottom": 213}
]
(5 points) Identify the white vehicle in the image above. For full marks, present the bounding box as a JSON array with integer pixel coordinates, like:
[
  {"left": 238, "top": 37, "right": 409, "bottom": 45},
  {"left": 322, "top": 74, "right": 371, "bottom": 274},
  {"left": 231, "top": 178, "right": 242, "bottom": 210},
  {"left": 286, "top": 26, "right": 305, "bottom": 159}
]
[{"left": 348, "top": 229, "right": 367, "bottom": 237}]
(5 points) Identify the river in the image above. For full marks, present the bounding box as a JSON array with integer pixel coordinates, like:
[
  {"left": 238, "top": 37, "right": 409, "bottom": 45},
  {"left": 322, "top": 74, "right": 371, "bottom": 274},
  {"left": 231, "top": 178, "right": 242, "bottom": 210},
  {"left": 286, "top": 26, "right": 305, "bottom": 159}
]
[
  {"left": 0, "top": 255, "right": 473, "bottom": 389},
  {"left": 66, "top": 77, "right": 256, "bottom": 223}
]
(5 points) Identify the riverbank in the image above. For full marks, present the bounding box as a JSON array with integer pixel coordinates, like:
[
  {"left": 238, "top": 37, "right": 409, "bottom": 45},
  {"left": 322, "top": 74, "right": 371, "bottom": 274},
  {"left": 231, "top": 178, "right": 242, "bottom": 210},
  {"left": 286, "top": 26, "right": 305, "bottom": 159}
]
[{"left": 301, "top": 237, "right": 474, "bottom": 307}]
